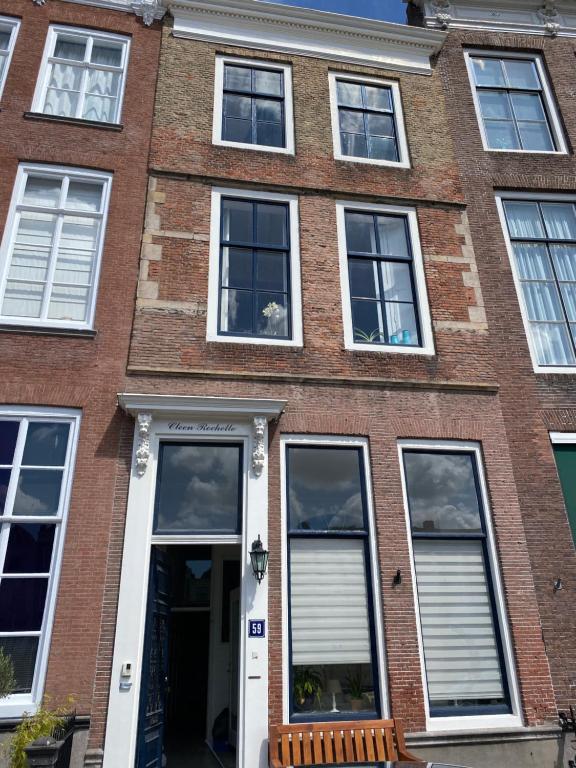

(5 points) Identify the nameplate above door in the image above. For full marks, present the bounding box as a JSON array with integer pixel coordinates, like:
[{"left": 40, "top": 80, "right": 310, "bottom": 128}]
[{"left": 168, "top": 422, "right": 238, "bottom": 433}]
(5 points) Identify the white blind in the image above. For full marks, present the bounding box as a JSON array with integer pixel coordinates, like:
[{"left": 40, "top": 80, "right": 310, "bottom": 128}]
[
  {"left": 290, "top": 538, "right": 371, "bottom": 666},
  {"left": 413, "top": 539, "right": 505, "bottom": 702}
]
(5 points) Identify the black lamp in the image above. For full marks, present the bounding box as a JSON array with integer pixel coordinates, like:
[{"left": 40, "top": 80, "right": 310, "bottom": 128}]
[{"left": 250, "top": 535, "right": 269, "bottom": 584}]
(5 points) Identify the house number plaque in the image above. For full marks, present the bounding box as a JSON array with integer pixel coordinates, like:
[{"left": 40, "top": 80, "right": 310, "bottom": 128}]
[{"left": 248, "top": 620, "right": 266, "bottom": 638}]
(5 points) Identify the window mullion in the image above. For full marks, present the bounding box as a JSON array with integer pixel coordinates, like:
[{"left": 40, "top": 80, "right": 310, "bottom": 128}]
[
  {"left": 377, "top": 259, "right": 390, "bottom": 343},
  {"left": 40, "top": 187, "right": 67, "bottom": 321},
  {"left": 543, "top": 239, "right": 576, "bottom": 359},
  {"left": 0, "top": 419, "right": 28, "bottom": 578}
]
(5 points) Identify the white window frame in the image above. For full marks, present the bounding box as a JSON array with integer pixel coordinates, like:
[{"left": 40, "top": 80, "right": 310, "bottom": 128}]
[
  {"left": 336, "top": 200, "right": 434, "bottom": 355},
  {"left": 328, "top": 71, "right": 410, "bottom": 168},
  {"left": 0, "top": 405, "right": 81, "bottom": 719},
  {"left": 495, "top": 190, "right": 576, "bottom": 374},
  {"left": 0, "top": 163, "right": 113, "bottom": 332},
  {"left": 550, "top": 432, "right": 576, "bottom": 444},
  {"left": 207, "top": 187, "right": 303, "bottom": 347},
  {"left": 398, "top": 438, "right": 522, "bottom": 733},
  {"left": 280, "top": 433, "right": 389, "bottom": 723},
  {"left": 0, "top": 16, "right": 20, "bottom": 100},
  {"left": 31, "top": 25, "right": 130, "bottom": 125},
  {"left": 212, "top": 55, "right": 295, "bottom": 155},
  {"left": 464, "top": 49, "right": 567, "bottom": 155}
]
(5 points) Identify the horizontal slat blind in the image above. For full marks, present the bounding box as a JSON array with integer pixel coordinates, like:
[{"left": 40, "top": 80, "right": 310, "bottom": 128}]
[
  {"left": 413, "top": 539, "right": 505, "bottom": 702},
  {"left": 291, "top": 538, "right": 371, "bottom": 665}
]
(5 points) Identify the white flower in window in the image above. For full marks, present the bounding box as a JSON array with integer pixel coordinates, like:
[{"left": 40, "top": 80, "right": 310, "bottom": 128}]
[{"left": 261, "top": 301, "right": 287, "bottom": 336}]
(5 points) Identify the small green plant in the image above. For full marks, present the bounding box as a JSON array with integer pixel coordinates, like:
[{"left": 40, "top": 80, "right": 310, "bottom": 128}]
[
  {"left": 0, "top": 649, "right": 15, "bottom": 700},
  {"left": 345, "top": 669, "right": 365, "bottom": 701},
  {"left": 7, "top": 697, "right": 73, "bottom": 768},
  {"left": 293, "top": 666, "right": 323, "bottom": 707},
  {"left": 354, "top": 328, "right": 384, "bottom": 343}
]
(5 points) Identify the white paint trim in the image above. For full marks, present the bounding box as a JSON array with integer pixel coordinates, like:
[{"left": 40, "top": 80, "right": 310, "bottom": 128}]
[
  {"left": 171, "top": 0, "right": 445, "bottom": 75},
  {"left": 0, "top": 163, "right": 113, "bottom": 332},
  {"left": 118, "top": 393, "right": 286, "bottom": 417},
  {"left": 328, "top": 71, "right": 410, "bottom": 169},
  {"left": 464, "top": 50, "right": 567, "bottom": 156},
  {"left": 280, "top": 434, "right": 389, "bottom": 723},
  {"left": 31, "top": 26, "right": 130, "bottom": 126},
  {"left": 550, "top": 432, "right": 576, "bottom": 445},
  {"left": 0, "top": 16, "right": 20, "bottom": 101},
  {"left": 397, "top": 439, "right": 523, "bottom": 733},
  {"left": 335, "top": 200, "right": 435, "bottom": 356},
  {"left": 494, "top": 192, "right": 576, "bottom": 375},
  {"left": 212, "top": 55, "right": 295, "bottom": 156},
  {"left": 206, "top": 187, "right": 303, "bottom": 348},
  {"left": 103, "top": 410, "right": 272, "bottom": 768},
  {"left": 0, "top": 405, "right": 81, "bottom": 720}
]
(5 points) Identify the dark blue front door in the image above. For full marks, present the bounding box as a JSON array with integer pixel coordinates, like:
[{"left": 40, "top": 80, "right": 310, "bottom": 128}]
[{"left": 136, "top": 548, "right": 170, "bottom": 768}]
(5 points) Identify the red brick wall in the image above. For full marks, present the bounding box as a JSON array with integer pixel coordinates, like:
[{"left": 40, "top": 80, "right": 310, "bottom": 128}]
[
  {"left": 0, "top": 0, "right": 160, "bottom": 718},
  {"left": 435, "top": 28, "right": 576, "bottom": 710}
]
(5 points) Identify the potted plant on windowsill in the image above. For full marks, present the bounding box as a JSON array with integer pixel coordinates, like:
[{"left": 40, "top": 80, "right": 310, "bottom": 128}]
[
  {"left": 5, "top": 697, "right": 76, "bottom": 768},
  {"left": 346, "top": 671, "right": 365, "bottom": 712},
  {"left": 293, "top": 667, "right": 323, "bottom": 712}
]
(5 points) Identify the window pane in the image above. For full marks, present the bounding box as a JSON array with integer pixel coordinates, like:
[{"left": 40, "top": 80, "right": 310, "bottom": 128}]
[
  {"left": 341, "top": 132, "right": 368, "bottom": 158},
  {"left": 413, "top": 539, "right": 506, "bottom": 710},
  {"left": 65, "top": 182, "right": 102, "bottom": 212},
  {"left": 478, "top": 91, "right": 512, "bottom": 120},
  {"left": 224, "top": 65, "right": 251, "bottom": 92},
  {"left": 255, "top": 98, "right": 281, "bottom": 123},
  {"left": 223, "top": 93, "right": 251, "bottom": 119},
  {"left": 472, "top": 57, "right": 505, "bottom": 87},
  {"left": 223, "top": 117, "right": 252, "bottom": 144},
  {"left": 0, "top": 637, "right": 39, "bottom": 694},
  {"left": 404, "top": 452, "right": 483, "bottom": 533},
  {"left": 560, "top": 284, "right": 576, "bottom": 322},
  {"left": 255, "top": 250, "right": 288, "bottom": 292},
  {"left": 154, "top": 443, "right": 242, "bottom": 532},
  {"left": 541, "top": 204, "right": 576, "bottom": 240},
  {"left": 369, "top": 136, "right": 398, "bottom": 162},
  {"left": 23, "top": 177, "right": 62, "bottom": 208},
  {"left": 510, "top": 92, "right": 546, "bottom": 122},
  {"left": 4, "top": 524, "right": 55, "bottom": 573},
  {"left": 503, "top": 59, "right": 540, "bottom": 90},
  {"left": 222, "top": 199, "right": 253, "bottom": 243},
  {"left": 345, "top": 213, "right": 376, "bottom": 253},
  {"left": 91, "top": 43, "right": 122, "bottom": 67},
  {"left": 377, "top": 216, "right": 409, "bottom": 258},
  {"left": 0, "top": 470, "right": 10, "bottom": 515},
  {"left": 504, "top": 202, "right": 545, "bottom": 239},
  {"left": 221, "top": 247, "right": 252, "bottom": 290},
  {"left": 253, "top": 68, "right": 282, "bottom": 96},
  {"left": 521, "top": 281, "right": 563, "bottom": 322},
  {"left": 381, "top": 261, "right": 413, "bottom": 303},
  {"left": 336, "top": 80, "right": 363, "bottom": 107},
  {"left": 364, "top": 85, "right": 392, "bottom": 111},
  {"left": 0, "top": 31, "right": 10, "bottom": 52},
  {"left": 513, "top": 243, "right": 552, "bottom": 280},
  {"left": 385, "top": 301, "right": 418, "bottom": 345},
  {"left": 257, "top": 293, "right": 289, "bottom": 337},
  {"left": 2, "top": 281, "right": 44, "bottom": 319},
  {"left": 349, "top": 259, "right": 379, "bottom": 299},
  {"left": 339, "top": 110, "right": 365, "bottom": 134},
  {"left": 288, "top": 446, "right": 365, "bottom": 531},
  {"left": 518, "top": 122, "right": 554, "bottom": 152},
  {"left": 0, "top": 421, "right": 19, "bottom": 465},
  {"left": 352, "top": 299, "right": 384, "bottom": 344},
  {"left": 551, "top": 245, "right": 576, "bottom": 281},
  {"left": 530, "top": 322, "right": 576, "bottom": 366},
  {"left": 13, "top": 469, "right": 63, "bottom": 516},
  {"left": 220, "top": 288, "right": 253, "bottom": 334},
  {"left": 0, "top": 578, "right": 48, "bottom": 630},
  {"left": 23, "top": 423, "right": 69, "bottom": 466},
  {"left": 255, "top": 121, "right": 284, "bottom": 148},
  {"left": 83, "top": 94, "right": 118, "bottom": 123},
  {"left": 292, "top": 663, "right": 375, "bottom": 716},
  {"left": 9, "top": 212, "right": 55, "bottom": 288},
  {"left": 553, "top": 445, "right": 576, "bottom": 547},
  {"left": 256, "top": 204, "right": 287, "bottom": 247},
  {"left": 366, "top": 113, "right": 394, "bottom": 138},
  {"left": 484, "top": 120, "right": 520, "bottom": 150},
  {"left": 44, "top": 87, "right": 80, "bottom": 118},
  {"left": 54, "top": 37, "right": 86, "bottom": 61},
  {"left": 48, "top": 284, "right": 89, "bottom": 322}
]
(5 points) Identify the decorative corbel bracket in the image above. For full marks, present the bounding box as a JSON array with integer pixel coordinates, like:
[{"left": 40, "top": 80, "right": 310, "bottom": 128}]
[
  {"left": 131, "top": 0, "right": 167, "bottom": 26},
  {"left": 252, "top": 417, "right": 267, "bottom": 477},
  {"left": 538, "top": 0, "right": 560, "bottom": 36},
  {"left": 431, "top": 0, "right": 452, "bottom": 29},
  {"left": 32, "top": 0, "right": 47, "bottom": 5},
  {"left": 135, "top": 413, "right": 152, "bottom": 476}
]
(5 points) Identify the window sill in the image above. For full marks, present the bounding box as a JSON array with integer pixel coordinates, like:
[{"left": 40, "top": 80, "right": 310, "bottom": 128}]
[
  {"left": 423, "top": 713, "right": 522, "bottom": 733},
  {"left": 23, "top": 112, "right": 124, "bottom": 132},
  {"left": 207, "top": 334, "right": 303, "bottom": 349},
  {"left": 0, "top": 323, "right": 97, "bottom": 339},
  {"left": 334, "top": 154, "right": 410, "bottom": 169},
  {"left": 212, "top": 138, "right": 294, "bottom": 156},
  {"left": 345, "top": 342, "right": 435, "bottom": 357}
]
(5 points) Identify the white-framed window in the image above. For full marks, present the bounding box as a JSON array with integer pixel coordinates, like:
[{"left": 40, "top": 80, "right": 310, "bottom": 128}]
[
  {"left": 0, "top": 16, "right": 20, "bottom": 100},
  {"left": 550, "top": 432, "right": 576, "bottom": 548},
  {"left": 464, "top": 50, "right": 566, "bottom": 154},
  {"left": 0, "top": 406, "right": 80, "bottom": 719},
  {"left": 398, "top": 439, "right": 521, "bottom": 733},
  {"left": 496, "top": 191, "right": 576, "bottom": 373},
  {"left": 207, "top": 187, "right": 303, "bottom": 347},
  {"left": 280, "top": 434, "right": 388, "bottom": 723},
  {"left": 32, "top": 26, "right": 130, "bottom": 125},
  {"left": 328, "top": 72, "right": 409, "bottom": 168},
  {"left": 336, "top": 200, "right": 434, "bottom": 354},
  {"left": 0, "top": 164, "right": 113, "bottom": 331},
  {"left": 212, "top": 55, "right": 295, "bottom": 155}
]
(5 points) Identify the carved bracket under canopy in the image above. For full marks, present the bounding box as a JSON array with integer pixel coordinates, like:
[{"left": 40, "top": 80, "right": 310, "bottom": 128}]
[
  {"left": 135, "top": 413, "right": 152, "bottom": 476},
  {"left": 252, "top": 417, "right": 267, "bottom": 477}
]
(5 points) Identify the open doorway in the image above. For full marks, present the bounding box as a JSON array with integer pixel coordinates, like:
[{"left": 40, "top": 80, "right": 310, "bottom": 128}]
[{"left": 136, "top": 544, "right": 241, "bottom": 768}]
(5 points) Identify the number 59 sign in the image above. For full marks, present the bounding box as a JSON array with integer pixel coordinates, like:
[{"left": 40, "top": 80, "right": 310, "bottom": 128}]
[{"left": 248, "top": 619, "right": 266, "bottom": 638}]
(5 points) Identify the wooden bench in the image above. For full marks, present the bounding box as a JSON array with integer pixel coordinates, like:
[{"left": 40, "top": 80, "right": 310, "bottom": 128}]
[{"left": 269, "top": 718, "right": 421, "bottom": 766}]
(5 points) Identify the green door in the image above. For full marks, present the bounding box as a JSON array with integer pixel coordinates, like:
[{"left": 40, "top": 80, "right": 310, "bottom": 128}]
[{"left": 553, "top": 444, "right": 576, "bottom": 547}]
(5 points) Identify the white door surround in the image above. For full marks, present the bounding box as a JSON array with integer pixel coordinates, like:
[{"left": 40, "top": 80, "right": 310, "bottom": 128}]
[{"left": 102, "top": 394, "right": 285, "bottom": 768}]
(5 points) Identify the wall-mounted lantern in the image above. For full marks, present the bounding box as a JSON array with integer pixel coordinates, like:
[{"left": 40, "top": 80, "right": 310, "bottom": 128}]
[{"left": 250, "top": 535, "right": 269, "bottom": 584}]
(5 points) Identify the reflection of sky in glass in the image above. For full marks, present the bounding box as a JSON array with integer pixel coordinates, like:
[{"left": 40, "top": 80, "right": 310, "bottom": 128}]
[
  {"left": 404, "top": 452, "right": 482, "bottom": 532},
  {"left": 155, "top": 444, "right": 241, "bottom": 532},
  {"left": 257, "top": 0, "right": 408, "bottom": 23},
  {"left": 288, "top": 447, "right": 365, "bottom": 530}
]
